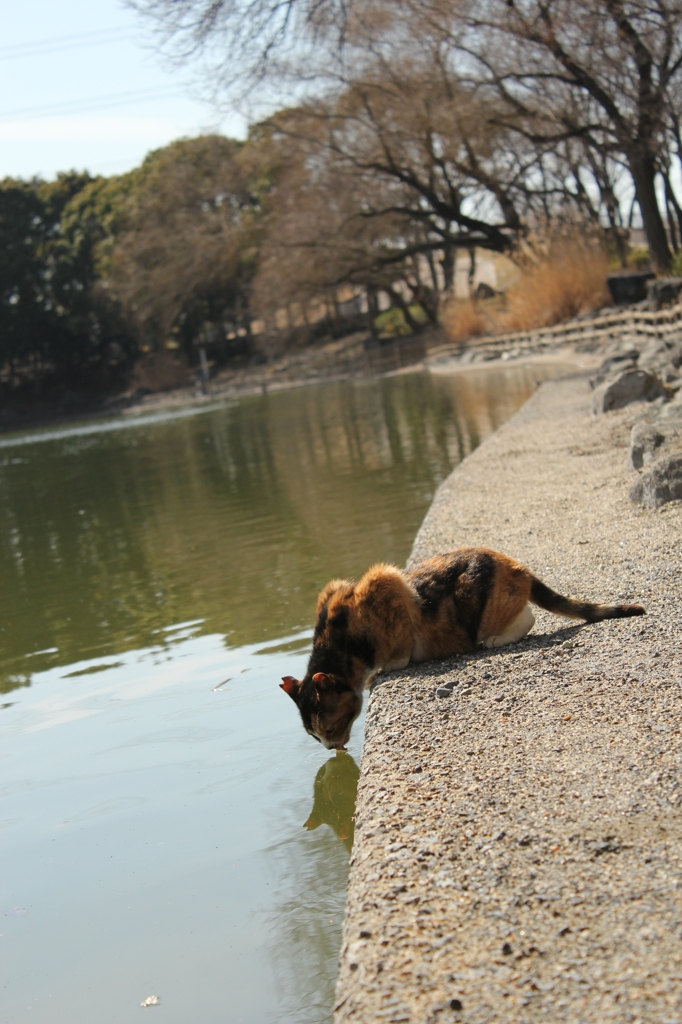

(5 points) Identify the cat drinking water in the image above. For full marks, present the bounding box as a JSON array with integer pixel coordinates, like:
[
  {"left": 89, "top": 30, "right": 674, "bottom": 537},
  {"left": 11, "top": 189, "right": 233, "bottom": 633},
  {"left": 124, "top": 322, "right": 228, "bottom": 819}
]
[{"left": 280, "top": 547, "right": 645, "bottom": 749}]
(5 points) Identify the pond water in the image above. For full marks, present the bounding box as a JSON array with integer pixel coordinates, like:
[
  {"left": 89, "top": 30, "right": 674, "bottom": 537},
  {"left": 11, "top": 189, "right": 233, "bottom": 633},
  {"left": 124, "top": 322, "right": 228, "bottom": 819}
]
[{"left": 0, "top": 364, "right": 571, "bottom": 1024}]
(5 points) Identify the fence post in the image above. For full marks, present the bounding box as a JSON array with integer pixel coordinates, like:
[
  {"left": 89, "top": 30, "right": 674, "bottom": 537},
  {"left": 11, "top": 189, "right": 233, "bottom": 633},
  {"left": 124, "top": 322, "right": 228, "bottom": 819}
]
[{"left": 198, "top": 345, "right": 210, "bottom": 395}]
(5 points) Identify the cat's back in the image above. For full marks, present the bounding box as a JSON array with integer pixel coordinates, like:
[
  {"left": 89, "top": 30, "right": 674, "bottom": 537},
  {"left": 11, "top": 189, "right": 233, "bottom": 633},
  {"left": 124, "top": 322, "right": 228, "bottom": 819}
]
[
  {"left": 405, "top": 548, "right": 494, "bottom": 611},
  {"left": 312, "top": 563, "right": 415, "bottom": 647},
  {"left": 406, "top": 547, "right": 528, "bottom": 613},
  {"left": 405, "top": 548, "right": 529, "bottom": 657}
]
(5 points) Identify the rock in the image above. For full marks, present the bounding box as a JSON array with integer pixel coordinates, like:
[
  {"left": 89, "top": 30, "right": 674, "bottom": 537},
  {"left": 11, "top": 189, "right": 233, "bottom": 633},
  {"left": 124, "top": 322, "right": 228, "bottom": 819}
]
[
  {"left": 658, "top": 392, "right": 682, "bottom": 420},
  {"left": 436, "top": 687, "right": 452, "bottom": 698},
  {"left": 629, "top": 453, "right": 682, "bottom": 508},
  {"left": 646, "top": 276, "right": 682, "bottom": 310},
  {"left": 607, "top": 270, "right": 655, "bottom": 305},
  {"left": 634, "top": 341, "right": 682, "bottom": 386},
  {"left": 655, "top": 393, "right": 679, "bottom": 421},
  {"left": 474, "top": 281, "right": 496, "bottom": 300},
  {"left": 613, "top": 347, "right": 641, "bottom": 363},
  {"left": 589, "top": 354, "right": 638, "bottom": 389},
  {"left": 463, "top": 350, "right": 494, "bottom": 365},
  {"left": 668, "top": 340, "right": 682, "bottom": 370},
  {"left": 614, "top": 336, "right": 642, "bottom": 356},
  {"left": 629, "top": 423, "right": 665, "bottom": 469},
  {"left": 638, "top": 339, "right": 673, "bottom": 371},
  {"left": 592, "top": 369, "right": 670, "bottom": 414}
]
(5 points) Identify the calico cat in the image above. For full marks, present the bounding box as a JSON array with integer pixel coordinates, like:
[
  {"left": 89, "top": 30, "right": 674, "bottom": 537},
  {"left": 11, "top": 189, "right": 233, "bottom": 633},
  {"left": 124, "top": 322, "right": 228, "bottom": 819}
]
[{"left": 280, "top": 547, "right": 645, "bottom": 749}]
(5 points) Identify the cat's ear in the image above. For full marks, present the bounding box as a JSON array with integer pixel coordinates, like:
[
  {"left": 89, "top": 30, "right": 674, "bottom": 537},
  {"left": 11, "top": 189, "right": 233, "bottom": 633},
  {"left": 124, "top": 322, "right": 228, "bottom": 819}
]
[
  {"left": 312, "top": 672, "right": 331, "bottom": 689},
  {"left": 280, "top": 676, "right": 300, "bottom": 701}
]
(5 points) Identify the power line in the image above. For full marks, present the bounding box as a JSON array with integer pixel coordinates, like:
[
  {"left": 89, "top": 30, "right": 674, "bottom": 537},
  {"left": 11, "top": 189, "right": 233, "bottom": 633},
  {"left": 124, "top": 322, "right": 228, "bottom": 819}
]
[
  {"left": 0, "top": 87, "right": 188, "bottom": 124},
  {"left": 0, "top": 27, "right": 134, "bottom": 60},
  {"left": 0, "top": 36, "right": 137, "bottom": 62}
]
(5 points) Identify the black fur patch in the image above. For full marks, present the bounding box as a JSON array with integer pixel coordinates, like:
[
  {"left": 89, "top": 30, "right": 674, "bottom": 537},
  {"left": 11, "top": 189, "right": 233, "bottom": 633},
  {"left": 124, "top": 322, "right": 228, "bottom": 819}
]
[
  {"left": 409, "top": 550, "right": 497, "bottom": 645},
  {"left": 313, "top": 602, "right": 329, "bottom": 638},
  {"left": 295, "top": 677, "right": 320, "bottom": 737},
  {"left": 409, "top": 553, "right": 466, "bottom": 615},
  {"left": 328, "top": 606, "right": 349, "bottom": 631},
  {"left": 347, "top": 632, "right": 376, "bottom": 668},
  {"left": 308, "top": 591, "right": 375, "bottom": 680},
  {"left": 306, "top": 626, "right": 375, "bottom": 680}
]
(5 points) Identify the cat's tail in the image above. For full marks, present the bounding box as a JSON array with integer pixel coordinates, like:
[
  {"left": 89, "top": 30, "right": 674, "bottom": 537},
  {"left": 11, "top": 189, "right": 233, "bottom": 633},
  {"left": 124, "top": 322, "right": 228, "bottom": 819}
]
[{"left": 529, "top": 575, "right": 646, "bottom": 622}]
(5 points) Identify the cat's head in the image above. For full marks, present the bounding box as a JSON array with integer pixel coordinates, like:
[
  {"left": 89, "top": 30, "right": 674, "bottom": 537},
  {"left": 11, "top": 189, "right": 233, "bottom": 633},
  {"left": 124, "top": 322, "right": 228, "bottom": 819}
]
[{"left": 280, "top": 673, "right": 362, "bottom": 749}]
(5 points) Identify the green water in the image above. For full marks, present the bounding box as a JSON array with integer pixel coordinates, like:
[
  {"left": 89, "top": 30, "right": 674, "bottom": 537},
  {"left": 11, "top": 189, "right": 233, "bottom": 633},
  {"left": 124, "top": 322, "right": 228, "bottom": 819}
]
[{"left": 0, "top": 365, "right": 570, "bottom": 1024}]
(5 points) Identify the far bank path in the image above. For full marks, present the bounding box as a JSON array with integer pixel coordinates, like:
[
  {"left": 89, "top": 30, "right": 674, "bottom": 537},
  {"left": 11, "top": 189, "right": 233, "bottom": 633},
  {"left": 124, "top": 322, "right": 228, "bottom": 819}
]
[{"left": 335, "top": 373, "right": 682, "bottom": 1024}]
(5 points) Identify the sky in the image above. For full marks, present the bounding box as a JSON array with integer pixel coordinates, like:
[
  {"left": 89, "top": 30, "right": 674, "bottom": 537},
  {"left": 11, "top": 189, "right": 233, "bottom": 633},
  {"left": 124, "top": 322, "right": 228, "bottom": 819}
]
[{"left": 0, "top": 0, "right": 247, "bottom": 181}]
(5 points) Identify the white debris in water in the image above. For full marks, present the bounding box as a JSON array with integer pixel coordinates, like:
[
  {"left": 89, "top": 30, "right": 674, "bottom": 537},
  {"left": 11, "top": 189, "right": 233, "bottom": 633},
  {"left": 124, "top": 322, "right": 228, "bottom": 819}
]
[
  {"left": 141, "top": 995, "right": 160, "bottom": 1008},
  {"left": 212, "top": 677, "right": 232, "bottom": 691}
]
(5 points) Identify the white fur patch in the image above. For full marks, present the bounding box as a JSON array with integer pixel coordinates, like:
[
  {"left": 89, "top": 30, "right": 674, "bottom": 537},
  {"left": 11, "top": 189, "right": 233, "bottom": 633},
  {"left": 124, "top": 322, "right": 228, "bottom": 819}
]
[{"left": 484, "top": 603, "right": 535, "bottom": 649}]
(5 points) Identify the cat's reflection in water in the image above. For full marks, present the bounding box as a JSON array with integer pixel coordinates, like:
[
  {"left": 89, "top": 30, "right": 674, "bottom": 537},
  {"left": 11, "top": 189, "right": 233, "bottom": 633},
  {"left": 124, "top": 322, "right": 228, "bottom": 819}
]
[{"left": 304, "top": 750, "right": 360, "bottom": 853}]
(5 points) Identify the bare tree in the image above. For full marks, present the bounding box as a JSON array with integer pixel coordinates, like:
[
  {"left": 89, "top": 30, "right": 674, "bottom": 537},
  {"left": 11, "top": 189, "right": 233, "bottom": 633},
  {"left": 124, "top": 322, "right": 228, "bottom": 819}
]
[
  {"left": 405, "top": 0, "right": 682, "bottom": 270},
  {"left": 250, "top": 68, "right": 617, "bottom": 323},
  {"left": 134, "top": 0, "right": 682, "bottom": 271},
  {"left": 127, "top": 0, "right": 354, "bottom": 101}
]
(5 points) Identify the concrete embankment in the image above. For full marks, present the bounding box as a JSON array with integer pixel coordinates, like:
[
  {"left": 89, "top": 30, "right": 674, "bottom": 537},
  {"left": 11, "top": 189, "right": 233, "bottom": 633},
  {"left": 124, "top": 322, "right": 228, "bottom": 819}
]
[{"left": 334, "top": 373, "right": 682, "bottom": 1024}]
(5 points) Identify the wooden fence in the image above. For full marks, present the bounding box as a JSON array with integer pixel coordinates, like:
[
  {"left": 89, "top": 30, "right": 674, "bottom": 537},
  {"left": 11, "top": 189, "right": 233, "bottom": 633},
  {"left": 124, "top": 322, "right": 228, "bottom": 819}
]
[
  {"left": 427, "top": 301, "right": 682, "bottom": 363},
  {"left": 245, "top": 302, "right": 682, "bottom": 395}
]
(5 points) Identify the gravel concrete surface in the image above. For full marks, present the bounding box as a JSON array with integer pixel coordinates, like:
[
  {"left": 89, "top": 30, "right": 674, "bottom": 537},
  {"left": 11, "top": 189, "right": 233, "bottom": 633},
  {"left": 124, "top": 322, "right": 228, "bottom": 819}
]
[{"left": 334, "top": 373, "right": 682, "bottom": 1024}]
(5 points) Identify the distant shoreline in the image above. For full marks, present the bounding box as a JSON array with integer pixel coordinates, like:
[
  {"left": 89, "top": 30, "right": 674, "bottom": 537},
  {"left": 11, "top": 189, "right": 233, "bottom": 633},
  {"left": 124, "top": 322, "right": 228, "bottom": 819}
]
[{"left": 0, "top": 340, "right": 598, "bottom": 441}]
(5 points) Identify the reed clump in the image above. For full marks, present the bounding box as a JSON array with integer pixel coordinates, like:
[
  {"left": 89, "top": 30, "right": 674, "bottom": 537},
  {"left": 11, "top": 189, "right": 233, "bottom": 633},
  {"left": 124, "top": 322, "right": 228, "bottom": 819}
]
[
  {"left": 498, "top": 236, "right": 610, "bottom": 332},
  {"left": 442, "top": 235, "right": 610, "bottom": 343},
  {"left": 441, "top": 298, "right": 489, "bottom": 344}
]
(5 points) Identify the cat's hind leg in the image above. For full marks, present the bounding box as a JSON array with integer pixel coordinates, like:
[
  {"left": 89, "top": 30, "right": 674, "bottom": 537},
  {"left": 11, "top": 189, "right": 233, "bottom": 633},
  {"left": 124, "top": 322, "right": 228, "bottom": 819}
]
[
  {"left": 382, "top": 655, "right": 411, "bottom": 672},
  {"left": 483, "top": 603, "right": 535, "bottom": 649}
]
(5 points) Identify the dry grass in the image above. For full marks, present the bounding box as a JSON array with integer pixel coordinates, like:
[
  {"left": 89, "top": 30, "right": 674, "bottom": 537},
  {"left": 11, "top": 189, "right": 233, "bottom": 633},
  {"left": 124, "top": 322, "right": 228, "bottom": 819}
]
[
  {"left": 442, "top": 236, "right": 610, "bottom": 343},
  {"left": 129, "top": 351, "right": 189, "bottom": 393},
  {"left": 499, "top": 237, "right": 610, "bottom": 333},
  {"left": 441, "top": 298, "right": 490, "bottom": 343}
]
